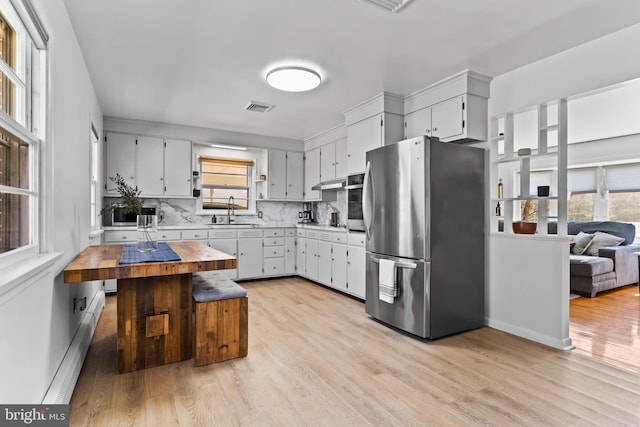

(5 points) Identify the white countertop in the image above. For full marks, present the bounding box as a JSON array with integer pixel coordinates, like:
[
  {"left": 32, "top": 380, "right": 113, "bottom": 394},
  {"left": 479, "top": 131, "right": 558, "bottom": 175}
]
[{"left": 103, "top": 223, "right": 354, "bottom": 233}]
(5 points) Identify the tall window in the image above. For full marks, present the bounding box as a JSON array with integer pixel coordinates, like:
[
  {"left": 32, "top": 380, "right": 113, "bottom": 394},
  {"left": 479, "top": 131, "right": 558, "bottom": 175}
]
[
  {"left": 199, "top": 157, "right": 253, "bottom": 211},
  {"left": 0, "top": 0, "right": 47, "bottom": 260},
  {"left": 90, "top": 125, "right": 99, "bottom": 230}
]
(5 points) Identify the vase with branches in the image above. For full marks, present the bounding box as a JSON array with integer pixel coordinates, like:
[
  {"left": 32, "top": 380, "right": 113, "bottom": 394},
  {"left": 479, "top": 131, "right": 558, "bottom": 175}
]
[
  {"left": 512, "top": 199, "right": 538, "bottom": 234},
  {"left": 102, "top": 174, "right": 158, "bottom": 252}
]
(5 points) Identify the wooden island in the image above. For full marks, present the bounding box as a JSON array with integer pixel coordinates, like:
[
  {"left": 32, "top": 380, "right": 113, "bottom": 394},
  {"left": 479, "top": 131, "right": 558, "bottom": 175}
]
[{"left": 64, "top": 241, "right": 236, "bottom": 373}]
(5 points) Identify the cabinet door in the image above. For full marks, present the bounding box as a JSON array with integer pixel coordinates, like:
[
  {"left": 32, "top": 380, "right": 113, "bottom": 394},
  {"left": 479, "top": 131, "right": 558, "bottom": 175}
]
[
  {"left": 431, "top": 96, "right": 464, "bottom": 141},
  {"left": 209, "top": 238, "right": 238, "bottom": 279},
  {"left": 164, "top": 138, "right": 191, "bottom": 197},
  {"left": 404, "top": 107, "right": 432, "bottom": 140},
  {"left": 305, "top": 239, "right": 318, "bottom": 281},
  {"left": 317, "top": 240, "right": 332, "bottom": 286},
  {"left": 347, "top": 245, "right": 366, "bottom": 299},
  {"left": 284, "top": 236, "right": 296, "bottom": 275},
  {"left": 320, "top": 142, "right": 336, "bottom": 182},
  {"left": 332, "top": 243, "right": 348, "bottom": 292},
  {"left": 105, "top": 132, "right": 136, "bottom": 195},
  {"left": 268, "top": 149, "right": 287, "bottom": 199},
  {"left": 136, "top": 136, "right": 164, "bottom": 196},
  {"left": 304, "top": 147, "right": 321, "bottom": 200},
  {"left": 238, "top": 238, "right": 263, "bottom": 279},
  {"left": 347, "top": 115, "right": 382, "bottom": 175},
  {"left": 286, "top": 151, "right": 304, "bottom": 200},
  {"left": 334, "top": 137, "right": 348, "bottom": 179},
  {"left": 296, "top": 236, "right": 306, "bottom": 276}
]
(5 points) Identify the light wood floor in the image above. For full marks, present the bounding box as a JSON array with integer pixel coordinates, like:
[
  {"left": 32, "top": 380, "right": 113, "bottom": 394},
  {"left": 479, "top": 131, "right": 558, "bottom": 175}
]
[
  {"left": 71, "top": 277, "right": 640, "bottom": 426},
  {"left": 570, "top": 284, "right": 640, "bottom": 374}
]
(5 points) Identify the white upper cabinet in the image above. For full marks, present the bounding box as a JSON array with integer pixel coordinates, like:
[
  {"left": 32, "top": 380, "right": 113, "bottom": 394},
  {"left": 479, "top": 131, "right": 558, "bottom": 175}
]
[
  {"left": 105, "top": 132, "right": 136, "bottom": 195},
  {"left": 267, "top": 149, "right": 304, "bottom": 200},
  {"left": 403, "top": 71, "right": 491, "bottom": 143},
  {"left": 320, "top": 137, "right": 348, "bottom": 181},
  {"left": 286, "top": 151, "right": 304, "bottom": 199},
  {"left": 163, "top": 138, "right": 192, "bottom": 197},
  {"left": 106, "top": 132, "right": 192, "bottom": 198},
  {"left": 344, "top": 93, "right": 404, "bottom": 175},
  {"left": 304, "top": 147, "right": 321, "bottom": 200},
  {"left": 136, "top": 136, "right": 164, "bottom": 196},
  {"left": 137, "top": 136, "right": 192, "bottom": 197}
]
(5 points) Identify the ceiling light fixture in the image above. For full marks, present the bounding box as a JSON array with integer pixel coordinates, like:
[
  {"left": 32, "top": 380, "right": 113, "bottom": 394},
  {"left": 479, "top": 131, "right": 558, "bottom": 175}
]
[
  {"left": 266, "top": 66, "right": 321, "bottom": 92},
  {"left": 361, "top": 0, "right": 414, "bottom": 13}
]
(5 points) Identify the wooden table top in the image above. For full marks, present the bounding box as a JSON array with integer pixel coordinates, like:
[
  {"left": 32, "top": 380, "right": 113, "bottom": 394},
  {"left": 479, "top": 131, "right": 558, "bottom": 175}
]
[{"left": 63, "top": 241, "right": 237, "bottom": 283}]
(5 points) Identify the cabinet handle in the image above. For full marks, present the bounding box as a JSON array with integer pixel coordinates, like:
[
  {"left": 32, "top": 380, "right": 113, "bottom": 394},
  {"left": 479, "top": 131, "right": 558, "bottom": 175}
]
[
  {"left": 433, "top": 127, "right": 437, "bottom": 132},
  {"left": 240, "top": 252, "right": 244, "bottom": 256},
  {"left": 121, "top": 236, "right": 126, "bottom": 239}
]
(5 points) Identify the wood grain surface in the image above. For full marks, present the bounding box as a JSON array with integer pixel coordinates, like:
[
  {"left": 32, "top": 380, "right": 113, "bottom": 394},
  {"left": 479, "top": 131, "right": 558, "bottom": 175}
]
[
  {"left": 70, "top": 277, "right": 640, "bottom": 426},
  {"left": 63, "top": 241, "right": 236, "bottom": 283}
]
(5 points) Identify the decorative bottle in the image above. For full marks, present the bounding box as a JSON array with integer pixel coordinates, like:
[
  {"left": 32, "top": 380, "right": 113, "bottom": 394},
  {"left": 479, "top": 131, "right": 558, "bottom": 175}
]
[
  {"left": 495, "top": 202, "right": 502, "bottom": 217},
  {"left": 497, "top": 179, "right": 503, "bottom": 199}
]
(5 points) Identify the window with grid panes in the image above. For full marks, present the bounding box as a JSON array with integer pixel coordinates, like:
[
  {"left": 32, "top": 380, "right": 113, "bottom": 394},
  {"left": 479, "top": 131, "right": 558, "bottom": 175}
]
[{"left": 199, "top": 157, "right": 253, "bottom": 211}]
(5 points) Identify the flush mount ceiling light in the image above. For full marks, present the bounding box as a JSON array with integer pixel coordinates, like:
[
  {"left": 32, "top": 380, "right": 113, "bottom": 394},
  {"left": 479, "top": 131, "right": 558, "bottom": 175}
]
[
  {"left": 361, "top": 0, "right": 414, "bottom": 13},
  {"left": 266, "top": 66, "right": 321, "bottom": 92}
]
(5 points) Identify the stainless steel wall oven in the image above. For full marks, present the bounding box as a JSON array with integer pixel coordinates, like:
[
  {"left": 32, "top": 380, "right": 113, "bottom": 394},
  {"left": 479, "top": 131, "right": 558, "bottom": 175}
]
[{"left": 346, "top": 173, "right": 365, "bottom": 231}]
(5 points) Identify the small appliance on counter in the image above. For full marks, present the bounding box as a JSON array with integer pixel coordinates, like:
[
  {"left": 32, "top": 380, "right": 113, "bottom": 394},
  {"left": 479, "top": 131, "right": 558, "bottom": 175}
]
[
  {"left": 330, "top": 212, "right": 339, "bottom": 227},
  {"left": 298, "top": 202, "right": 316, "bottom": 224},
  {"left": 104, "top": 205, "right": 157, "bottom": 226}
]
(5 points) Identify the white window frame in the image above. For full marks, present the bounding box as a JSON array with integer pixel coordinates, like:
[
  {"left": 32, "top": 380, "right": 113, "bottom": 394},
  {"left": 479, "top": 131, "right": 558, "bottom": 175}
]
[
  {"left": 0, "top": 0, "right": 47, "bottom": 270},
  {"left": 196, "top": 155, "right": 257, "bottom": 216}
]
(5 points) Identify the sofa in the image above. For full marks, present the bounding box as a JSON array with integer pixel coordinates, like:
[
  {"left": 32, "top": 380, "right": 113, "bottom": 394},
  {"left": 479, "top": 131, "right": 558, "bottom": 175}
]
[{"left": 556, "top": 221, "right": 640, "bottom": 297}]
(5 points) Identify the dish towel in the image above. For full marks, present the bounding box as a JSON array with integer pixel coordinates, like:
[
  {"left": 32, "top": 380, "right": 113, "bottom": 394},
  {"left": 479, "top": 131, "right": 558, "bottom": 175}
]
[
  {"left": 119, "top": 242, "right": 181, "bottom": 264},
  {"left": 378, "top": 258, "right": 397, "bottom": 304}
]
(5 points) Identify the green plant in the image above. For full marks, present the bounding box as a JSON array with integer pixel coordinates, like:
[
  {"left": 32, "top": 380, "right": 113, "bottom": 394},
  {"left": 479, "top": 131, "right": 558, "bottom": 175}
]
[{"left": 101, "top": 173, "right": 142, "bottom": 215}]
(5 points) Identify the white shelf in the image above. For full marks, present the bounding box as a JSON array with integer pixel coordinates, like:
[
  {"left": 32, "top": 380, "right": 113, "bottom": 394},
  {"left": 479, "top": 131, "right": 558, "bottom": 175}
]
[
  {"left": 496, "top": 150, "right": 558, "bottom": 164},
  {"left": 493, "top": 196, "right": 558, "bottom": 202}
]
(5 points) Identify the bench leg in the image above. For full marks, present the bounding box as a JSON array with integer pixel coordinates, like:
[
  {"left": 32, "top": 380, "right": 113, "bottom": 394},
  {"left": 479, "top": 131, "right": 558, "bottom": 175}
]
[{"left": 194, "top": 297, "right": 248, "bottom": 366}]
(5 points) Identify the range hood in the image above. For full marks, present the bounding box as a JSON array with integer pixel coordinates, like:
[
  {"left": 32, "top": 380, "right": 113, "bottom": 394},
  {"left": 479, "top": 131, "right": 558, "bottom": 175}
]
[{"left": 311, "top": 178, "right": 346, "bottom": 191}]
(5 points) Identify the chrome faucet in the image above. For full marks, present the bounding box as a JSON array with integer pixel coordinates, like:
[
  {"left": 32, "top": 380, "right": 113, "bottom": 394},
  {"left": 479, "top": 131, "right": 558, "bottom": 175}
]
[{"left": 227, "top": 196, "right": 235, "bottom": 223}]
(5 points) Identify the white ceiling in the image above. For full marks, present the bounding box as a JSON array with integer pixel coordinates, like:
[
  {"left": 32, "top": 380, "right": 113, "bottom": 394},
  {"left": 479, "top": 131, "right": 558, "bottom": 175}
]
[{"left": 62, "top": 0, "right": 640, "bottom": 142}]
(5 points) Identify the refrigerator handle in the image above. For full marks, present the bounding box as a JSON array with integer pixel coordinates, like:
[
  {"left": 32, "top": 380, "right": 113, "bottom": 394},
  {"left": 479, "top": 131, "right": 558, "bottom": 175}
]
[{"left": 363, "top": 160, "right": 374, "bottom": 238}]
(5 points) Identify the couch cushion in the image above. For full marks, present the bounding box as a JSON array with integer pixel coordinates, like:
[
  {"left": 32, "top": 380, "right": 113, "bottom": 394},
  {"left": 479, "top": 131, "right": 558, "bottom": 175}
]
[
  {"left": 192, "top": 271, "right": 247, "bottom": 302},
  {"left": 583, "top": 231, "right": 625, "bottom": 256},
  {"left": 571, "top": 231, "right": 595, "bottom": 255},
  {"left": 568, "top": 221, "right": 635, "bottom": 245},
  {"left": 569, "top": 255, "right": 614, "bottom": 277}
]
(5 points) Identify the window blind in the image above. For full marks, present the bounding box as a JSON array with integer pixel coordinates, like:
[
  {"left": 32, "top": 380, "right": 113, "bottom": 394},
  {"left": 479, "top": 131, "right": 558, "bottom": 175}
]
[
  {"left": 568, "top": 167, "right": 597, "bottom": 193},
  {"left": 605, "top": 163, "right": 640, "bottom": 192}
]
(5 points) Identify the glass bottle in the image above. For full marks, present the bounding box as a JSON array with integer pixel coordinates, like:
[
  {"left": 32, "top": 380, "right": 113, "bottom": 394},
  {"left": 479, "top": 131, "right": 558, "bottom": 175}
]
[
  {"left": 495, "top": 202, "right": 502, "bottom": 217},
  {"left": 497, "top": 179, "right": 503, "bottom": 199}
]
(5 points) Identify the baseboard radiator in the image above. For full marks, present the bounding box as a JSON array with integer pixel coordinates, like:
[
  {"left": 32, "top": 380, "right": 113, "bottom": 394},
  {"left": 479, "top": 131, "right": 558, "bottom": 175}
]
[{"left": 43, "top": 290, "right": 105, "bottom": 404}]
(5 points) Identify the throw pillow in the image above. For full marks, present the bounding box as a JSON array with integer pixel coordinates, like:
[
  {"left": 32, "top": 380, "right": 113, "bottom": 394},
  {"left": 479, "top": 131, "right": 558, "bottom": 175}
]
[
  {"left": 571, "top": 231, "right": 595, "bottom": 255},
  {"left": 583, "top": 231, "right": 625, "bottom": 256}
]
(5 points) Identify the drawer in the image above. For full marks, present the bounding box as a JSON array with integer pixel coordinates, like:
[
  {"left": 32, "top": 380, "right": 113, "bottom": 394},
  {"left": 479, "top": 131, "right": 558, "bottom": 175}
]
[
  {"left": 264, "top": 246, "right": 285, "bottom": 258},
  {"left": 238, "top": 229, "right": 263, "bottom": 238},
  {"left": 332, "top": 233, "right": 347, "bottom": 243},
  {"left": 263, "top": 228, "right": 285, "bottom": 237},
  {"left": 158, "top": 230, "right": 182, "bottom": 241},
  {"left": 104, "top": 231, "right": 136, "bottom": 243},
  {"left": 264, "top": 237, "right": 285, "bottom": 247},
  {"left": 305, "top": 230, "right": 318, "bottom": 239},
  {"left": 210, "top": 229, "right": 237, "bottom": 239},
  {"left": 296, "top": 229, "right": 305, "bottom": 237},
  {"left": 181, "top": 230, "right": 209, "bottom": 240},
  {"left": 263, "top": 258, "right": 284, "bottom": 275},
  {"left": 348, "top": 232, "right": 366, "bottom": 247},
  {"left": 318, "top": 232, "right": 332, "bottom": 241},
  {"left": 285, "top": 228, "right": 296, "bottom": 237}
]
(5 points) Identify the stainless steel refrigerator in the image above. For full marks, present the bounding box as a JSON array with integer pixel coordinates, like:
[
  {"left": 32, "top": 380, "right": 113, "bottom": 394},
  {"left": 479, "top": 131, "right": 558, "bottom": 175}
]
[{"left": 364, "top": 136, "right": 485, "bottom": 339}]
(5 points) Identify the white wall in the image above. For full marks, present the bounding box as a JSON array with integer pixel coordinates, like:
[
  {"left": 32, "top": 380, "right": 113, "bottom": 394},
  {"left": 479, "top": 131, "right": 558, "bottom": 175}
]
[
  {"left": 0, "top": 0, "right": 104, "bottom": 403},
  {"left": 487, "top": 23, "right": 640, "bottom": 348}
]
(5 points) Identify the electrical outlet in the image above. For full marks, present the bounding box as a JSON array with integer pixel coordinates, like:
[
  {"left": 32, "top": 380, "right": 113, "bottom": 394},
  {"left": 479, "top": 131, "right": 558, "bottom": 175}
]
[
  {"left": 257, "top": 211, "right": 263, "bottom": 219},
  {"left": 73, "top": 297, "right": 87, "bottom": 313},
  {"left": 159, "top": 210, "right": 165, "bottom": 221}
]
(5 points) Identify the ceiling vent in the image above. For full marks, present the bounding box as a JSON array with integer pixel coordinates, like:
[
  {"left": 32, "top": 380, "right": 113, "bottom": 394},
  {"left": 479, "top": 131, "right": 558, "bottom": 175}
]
[
  {"left": 361, "top": 0, "right": 414, "bottom": 13},
  {"left": 245, "top": 101, "right": 274, "bottom": 113}
]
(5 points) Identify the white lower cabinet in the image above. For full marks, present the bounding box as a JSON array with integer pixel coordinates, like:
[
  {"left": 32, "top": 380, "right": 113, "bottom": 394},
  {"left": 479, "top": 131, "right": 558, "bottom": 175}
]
[
  {"left": 285, "top": 235, "right": 296, "bottom": 275},
  {"left": 317, "top": 239, "right": 332, "bottom": 286},
  {"left": 305, "top": 231, "right": 319, "bottom": 281},
  {"left": 296, "top": 229, "right": 306, "bottom": 276},
  {"left": 209, "top": 229, "right": 238, "bottom": 280},
  {"left": 331, "top": 243, "right": 348, "bottom": 292},
  {"left": 347, "top": 232, "right": 366, "bottom": 299},
  {"left": 237, "top": 229, "right": 263, "bottom": 279}
]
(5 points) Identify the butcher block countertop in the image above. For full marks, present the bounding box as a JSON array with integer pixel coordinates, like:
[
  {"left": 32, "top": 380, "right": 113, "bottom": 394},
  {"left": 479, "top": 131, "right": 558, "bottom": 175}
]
[{"left": 63, "top": 241, "right": 236, "bottom": 283}]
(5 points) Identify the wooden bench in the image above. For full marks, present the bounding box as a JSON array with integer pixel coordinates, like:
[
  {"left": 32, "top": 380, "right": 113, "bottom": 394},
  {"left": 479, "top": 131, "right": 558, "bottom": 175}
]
[{"left": 192, "top": 271, "right": 248, "bottom": 366}]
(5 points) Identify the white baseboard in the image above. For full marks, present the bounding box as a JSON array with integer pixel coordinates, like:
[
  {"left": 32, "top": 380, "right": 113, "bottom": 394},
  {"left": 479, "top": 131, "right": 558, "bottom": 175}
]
[
  {"left": 487, "top": 318, "right": 575, "bottom": 351},
  {"left": 42, "top": 290, "right": 105, "bottom": 404}
]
